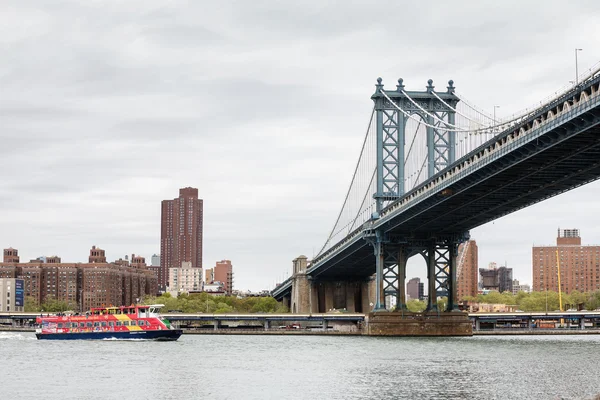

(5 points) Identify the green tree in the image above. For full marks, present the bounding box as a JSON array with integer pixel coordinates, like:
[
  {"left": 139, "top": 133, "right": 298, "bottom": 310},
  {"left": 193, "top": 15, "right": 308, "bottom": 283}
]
[
  {"left": 41, "top": 297, "right": 76, "bottom": 312},
  {"left": 437, "top": 297, "right": 448, "bottom": 311},
  {"left": 24, "top": 296, "right": 41, "bottom": 312},
  {"left": 406, "top": 299, "right": 427, "bottom": 312}
]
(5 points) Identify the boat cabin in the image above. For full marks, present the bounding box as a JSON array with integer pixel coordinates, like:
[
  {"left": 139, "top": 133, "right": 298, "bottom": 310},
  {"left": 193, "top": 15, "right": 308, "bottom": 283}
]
[{"left": 89, "top": 304, "right": 163, "bottom": 319}]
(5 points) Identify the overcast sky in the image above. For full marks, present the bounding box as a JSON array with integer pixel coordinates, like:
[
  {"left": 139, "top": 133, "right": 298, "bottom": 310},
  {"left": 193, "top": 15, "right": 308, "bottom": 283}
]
[{"left": 1, "top": 1, "right": 600, "bottom": 291}]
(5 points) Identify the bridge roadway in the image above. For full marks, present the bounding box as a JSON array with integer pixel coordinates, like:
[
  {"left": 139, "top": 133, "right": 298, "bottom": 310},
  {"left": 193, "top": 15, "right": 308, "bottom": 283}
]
[{"left": 273, "top": 73, "right": 600, "bottom": 299}]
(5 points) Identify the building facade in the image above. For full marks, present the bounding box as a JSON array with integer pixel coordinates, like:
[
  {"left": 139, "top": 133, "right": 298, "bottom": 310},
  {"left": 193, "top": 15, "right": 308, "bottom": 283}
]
[
  {"left": 3, "top": 248, "right": 19, "bottom": 263},
  {"left": 213, "top": 260, "right": 233, "bottom": 295},
  {"left": 512, "top": 279, "right": 531, "bottom": 295},
  {"left": 205, "top": 268, "right": 214, "bottom": 283},
  {"left": 406, "top": 277, "right": 424, "bottom": 301},
  {"left": 160, "top": 187, "right": 204, "bottom": 289},
  {"left": 457, "top": 240, "right": 479, "bottom": 300},
  {"left": 0, "top": 278, "right": 25, "bottom": 312},
  {"left": 479, "top": 265, "right": 513, "bottom": 293},
  {"left": 533, "top": 228, "right": 600, "bottom": 294},
  {"left": 169, "top": 261, "right": 203, "bottom": 295},
  {"left": 0, "top": 247, "right": 158, "bottom": 310}
]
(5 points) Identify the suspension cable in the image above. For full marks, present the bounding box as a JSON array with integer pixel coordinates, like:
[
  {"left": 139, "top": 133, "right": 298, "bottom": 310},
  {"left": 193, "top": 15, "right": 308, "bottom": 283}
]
[
  {"left": 380, "top": 90, "right": 494, "bottom": 134},
  {"left": 399, "top": 89, "right": 462, "bottom": 129},
  {"left": 431, "top": 91, "right": 492, "bottom": 127},
  {"left": 316, "top": 108, "right": 375, "bottom": 256}
]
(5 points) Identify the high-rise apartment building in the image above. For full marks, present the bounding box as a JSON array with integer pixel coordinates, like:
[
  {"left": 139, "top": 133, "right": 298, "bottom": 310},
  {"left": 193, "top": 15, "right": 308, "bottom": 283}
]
[
  {"left": 160, "top": 187, "right": 203, "bottom": 289},
  {"left": 457, "top": 240, "right": 478, "bottom": 300},
  {"left": 213, "top": 260, "right": 233, "bottom": 295},
  {"left": 532, "top": 228, "right": 600, "bottom": 294},
  {"left": 406, "top": 277, "right": 424, "bottom": 301}
]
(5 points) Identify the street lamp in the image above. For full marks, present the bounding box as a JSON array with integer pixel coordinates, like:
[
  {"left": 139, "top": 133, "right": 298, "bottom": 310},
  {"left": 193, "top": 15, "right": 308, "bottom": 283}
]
[
  {"left": 575, "top": 48, "right": 583, "bottom": 85},
  {"left": 493, "top": 105, "right": 500, "bottom": 132}
]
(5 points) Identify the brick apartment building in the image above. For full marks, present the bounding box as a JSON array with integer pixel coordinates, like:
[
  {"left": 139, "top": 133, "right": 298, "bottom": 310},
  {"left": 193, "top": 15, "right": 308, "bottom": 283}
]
[
  {"left": 205, "top": 260, "right": 233, "bottom": 295},
  {"left": 160, "top": 187, "right": 203, "bottom": 289},
  {"left": 457, "top": 240, "right": 479, "bottom": 300},
  {"left": 0, "top": 246, "right": 158, "bottom": 310},
  {"left": 533, "top": 228, "right": 600, "bottom": 294}
]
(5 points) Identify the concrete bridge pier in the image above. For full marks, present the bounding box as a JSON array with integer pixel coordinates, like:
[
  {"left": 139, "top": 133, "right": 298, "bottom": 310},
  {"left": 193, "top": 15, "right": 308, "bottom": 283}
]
[{"left": 287, "top": 255, "right": 377, "bottom": 314}]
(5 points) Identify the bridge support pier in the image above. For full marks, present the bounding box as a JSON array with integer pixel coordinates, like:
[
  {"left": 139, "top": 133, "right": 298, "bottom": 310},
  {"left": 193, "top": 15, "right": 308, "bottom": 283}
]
[
  {"left": 367, "top": 311, "right": 472, "bottom": 336},
  {"left": 371, "top": 234, "right": 467, "bottom": 313}
]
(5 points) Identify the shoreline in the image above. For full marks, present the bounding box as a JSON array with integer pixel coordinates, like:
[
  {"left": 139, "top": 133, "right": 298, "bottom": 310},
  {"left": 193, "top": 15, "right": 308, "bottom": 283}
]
[{"left": 3, "top": 326, "right": 600, "bottom": 336}]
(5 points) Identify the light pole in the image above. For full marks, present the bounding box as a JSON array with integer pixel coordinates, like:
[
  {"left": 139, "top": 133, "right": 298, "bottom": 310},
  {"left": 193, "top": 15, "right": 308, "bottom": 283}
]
[
  {"left": 575, "top": 48, "right": 583, "bottom": 85},
  {"left": 493, "top": 105, "right": 500, "bottom": 132}
]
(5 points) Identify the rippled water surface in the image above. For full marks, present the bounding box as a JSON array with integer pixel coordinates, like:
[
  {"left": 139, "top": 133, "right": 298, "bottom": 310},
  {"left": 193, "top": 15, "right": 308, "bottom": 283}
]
[{"left": 1, "top": 332, "right": 600, "bottom": 399}]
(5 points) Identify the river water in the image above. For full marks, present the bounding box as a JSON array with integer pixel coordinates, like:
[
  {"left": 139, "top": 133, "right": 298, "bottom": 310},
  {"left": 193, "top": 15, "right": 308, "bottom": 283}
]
[{"left": 1, "top": 332, "right": 600, "bottom": 399}]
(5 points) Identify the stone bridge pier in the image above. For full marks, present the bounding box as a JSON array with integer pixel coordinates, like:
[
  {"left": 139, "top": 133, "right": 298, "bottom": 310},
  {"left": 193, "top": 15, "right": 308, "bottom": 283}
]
[{"left": 288, "top": 256, "right": 376, "bottom": 314}]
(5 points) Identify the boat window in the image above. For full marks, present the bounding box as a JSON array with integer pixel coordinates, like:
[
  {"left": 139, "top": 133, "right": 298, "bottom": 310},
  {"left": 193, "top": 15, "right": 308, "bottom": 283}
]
[
  {"left": 116, "top": 322, "right": 122, "bottom": 326},
  {"left": 108, "top": 321, "right": 114, "bottom": 327},
  {"left": 123, "top": 321, "right": 129, "bottom": 326},
  {"left": 58, "top": 323, "right": 63, "bottom": 328},
  {"left": 130, "top": 321, "right": 136, "bottom": 326},
  {"left": 86, "top": 322, "right": 92, "bottom": 327},
  {"left": 80, "top": 322, "right": 85, "bottom": 328},
  {"left": 93, "top": 322, "right": 99, "bottom": 327},
  {"left": 72, "top": 323, "right": 78, "bottom": 328},
  {"left": 101, "top": 322, "right": 107, "bottom": 327}
]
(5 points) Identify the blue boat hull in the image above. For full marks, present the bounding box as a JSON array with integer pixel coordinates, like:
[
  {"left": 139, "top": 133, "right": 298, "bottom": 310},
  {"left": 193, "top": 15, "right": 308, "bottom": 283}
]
[{"left": 35, "top": 329, "right": 183, "bottom": 341}]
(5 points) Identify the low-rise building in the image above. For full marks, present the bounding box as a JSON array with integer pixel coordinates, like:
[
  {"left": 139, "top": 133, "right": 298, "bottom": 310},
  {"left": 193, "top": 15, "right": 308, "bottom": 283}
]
[
  {"left": 169, "top": 261, "right": 203, "bottom": 294},
  {"left": 204, "top": 281, "right": 225, "bottom": 295},
  {"left": 0, "top": 278, "right": 25, "bottom": 312},
  {"left": 512, "top": 279, "right": 531, "bottom": 294}
]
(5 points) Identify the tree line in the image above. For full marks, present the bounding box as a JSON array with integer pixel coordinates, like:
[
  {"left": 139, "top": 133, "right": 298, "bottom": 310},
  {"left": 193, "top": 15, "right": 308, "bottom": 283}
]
[
  {"left": 24, "top": 289, "right": 600, "bottom": 314},
  {"left": 461, "top": 289, "right": 600, "bottom": 312},
  {"left": 143, "top": 292, "right": 289, "bottom": 314},
  {"left": 24, "top": 292, "right": 288, "bottom": 314},
  {"left": 395, "top": 290, "right": 600, "bottom": 313}
]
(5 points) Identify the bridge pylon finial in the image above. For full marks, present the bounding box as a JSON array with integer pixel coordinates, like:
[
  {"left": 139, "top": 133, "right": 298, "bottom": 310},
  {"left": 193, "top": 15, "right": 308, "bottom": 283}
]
[
  {"left": 426, "top": 79, "right": 434, "bottom": 93},
  {"left": 375, "top": 77, "right": 383, "bottom": 93},
  {"left": 447, "top": 79, "right": 455, "bottom": 93},
  {"left": 396, "top": 78, "right": 405, "bottom": 91}
]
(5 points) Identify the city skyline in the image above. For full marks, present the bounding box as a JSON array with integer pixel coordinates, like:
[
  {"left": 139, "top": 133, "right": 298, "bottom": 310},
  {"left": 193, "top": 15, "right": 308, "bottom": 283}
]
[{"left": 2, "top": 2, "right": 600, "bottom": 291}]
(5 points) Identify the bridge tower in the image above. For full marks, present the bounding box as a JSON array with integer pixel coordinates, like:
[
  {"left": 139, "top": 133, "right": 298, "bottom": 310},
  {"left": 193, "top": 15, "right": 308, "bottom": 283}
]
[{"left": 369, "top": 78, "right": 467, "bottom": 312}]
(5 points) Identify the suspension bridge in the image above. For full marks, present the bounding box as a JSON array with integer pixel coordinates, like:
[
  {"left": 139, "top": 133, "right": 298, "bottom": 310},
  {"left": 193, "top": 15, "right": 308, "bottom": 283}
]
[{"left": 272, "top": 65, "right": 600, "bottom": 334}]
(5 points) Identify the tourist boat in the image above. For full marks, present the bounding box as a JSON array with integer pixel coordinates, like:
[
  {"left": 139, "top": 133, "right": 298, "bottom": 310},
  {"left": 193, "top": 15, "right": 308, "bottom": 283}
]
[{"left": 35, "top": 304, "right": 183, "bottom": 341}]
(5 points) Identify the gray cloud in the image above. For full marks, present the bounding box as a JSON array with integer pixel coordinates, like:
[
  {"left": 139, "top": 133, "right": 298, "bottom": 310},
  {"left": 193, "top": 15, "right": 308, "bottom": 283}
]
[{"left": 1, "top": 0, "right": 600, "bottom": 290}]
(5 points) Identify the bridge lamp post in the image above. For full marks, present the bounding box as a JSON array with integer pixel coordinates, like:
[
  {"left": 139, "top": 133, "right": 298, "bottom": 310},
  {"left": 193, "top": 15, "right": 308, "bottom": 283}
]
[
  {"left": 493, "top": 105, "right": 500, "bottom": 132},
  {"left": 575, "top": 48, "right": 583, "bottom": 85}
]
